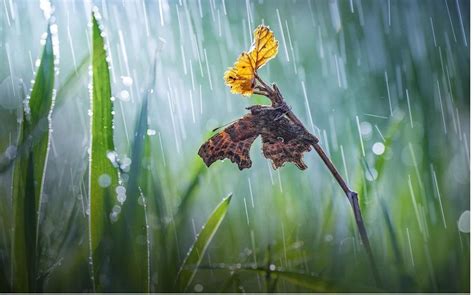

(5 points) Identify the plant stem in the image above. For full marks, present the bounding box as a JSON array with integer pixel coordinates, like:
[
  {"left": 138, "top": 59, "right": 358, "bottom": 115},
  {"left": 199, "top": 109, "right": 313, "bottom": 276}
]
[
  {"left": 254, "top": 74, "right": 382, "bottom": 287},
  {"left": 312, "top": 143, "right": 381, "bottom": 287}
]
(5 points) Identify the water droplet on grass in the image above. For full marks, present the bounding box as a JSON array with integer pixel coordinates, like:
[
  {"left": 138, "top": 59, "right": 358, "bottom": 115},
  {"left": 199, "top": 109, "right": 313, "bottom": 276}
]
[
  {"left": 109, "top": 212, "right": 118, "bottom": 223},
  {"left": 115, "top": 185, "right": 126, "bottom": 195},
  {"left": 365, "top": 168, "right": 378, "bottom": 181},
  {"left": 4, "top": 145, "right": 17, "bottom": 159},
  {"left": 112, "top": 205, "right": 121, "bottom": 214},
  {"left": 458, "top": 210, "right": 469, "bottom": 233},
  {"left": 98, "top": 174, "right": 111, "bottom": 187},
  {"left": 193, "top": 283, "right": 203, "bottom": 292},
  {"left": 117, "top": 194, "right": 126, "bottom": 204},
  {"left": 106, "top": 151, "right": 119, "bottom": 167}
]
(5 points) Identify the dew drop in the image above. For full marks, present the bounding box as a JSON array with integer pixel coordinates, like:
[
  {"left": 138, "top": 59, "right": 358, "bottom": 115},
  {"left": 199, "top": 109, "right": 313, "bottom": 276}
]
[
  {"left": 115, "top": 185, "right": 126, "bottom": 195},
  {"left": 365, "top": 168, "right": 378, "bottom": 181},
  {"left": 194, "top": 284, "right": 203, "bottom": 292},
  {"left": 458, "top": 210, "right": 470, "bottom": 233},
  {"left": 117, "top": 193, "right": 126, "bottom": 204},
  {"left": 98, "top": 174, "right": 111, "bottom": 188},
  {"left": 4, "top": 145, "right": 17, "bottom": 160},
  {"left": 106, "top": 151, "right": 119, "bottom": 167},
  {"left": 112, "top": 205, "right": 122, "bottom": 214},
  {"left": 109, "top": 212, "right": 118, "bottom": 223}
]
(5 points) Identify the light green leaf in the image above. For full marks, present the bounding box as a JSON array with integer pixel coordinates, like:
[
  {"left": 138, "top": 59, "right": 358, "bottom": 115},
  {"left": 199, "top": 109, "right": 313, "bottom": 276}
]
[
  {"left": 11, "top": 23, "right": 55, "bottom": 292},
  {"left": 119, "top": 95, "right": 150, "bottom": 292},
  {"left": 89, "top": 12, "right": 119, "bottom": 290},
  {"left": 176, "top": 194, "right": 232, "bottom": 291}
]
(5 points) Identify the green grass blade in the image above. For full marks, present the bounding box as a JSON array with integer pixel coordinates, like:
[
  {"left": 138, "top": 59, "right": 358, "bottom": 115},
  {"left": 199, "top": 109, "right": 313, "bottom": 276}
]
[
  {"left": 176, "top": 194, "right": 232, "bottom": 291},
  {"left": 201, "top": 264, "right": 380, "bottom": 292},
  {"left": 11, "top": 23, "right": 55, "bottom": 292},
  {"left": 89, "top": 12, "right": 119, "bottom": 291},
  {"left": 118, "top": 95, "right": 150, "bottom": 292}
]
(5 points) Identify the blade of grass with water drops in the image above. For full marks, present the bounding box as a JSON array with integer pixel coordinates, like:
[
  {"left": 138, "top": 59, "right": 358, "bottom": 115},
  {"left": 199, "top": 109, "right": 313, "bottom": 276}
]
[
  {"left": 11, "top": 23, "right": 55, "bottom": 292},
  {"left": 175, "top": 194, "right": 232, "bottom": 291},
  {"left": 116, "top": 94, "right": 150, "bottom": 292},
  {"left": 88, "top": 12, "right": 119, "bottom": 291}
]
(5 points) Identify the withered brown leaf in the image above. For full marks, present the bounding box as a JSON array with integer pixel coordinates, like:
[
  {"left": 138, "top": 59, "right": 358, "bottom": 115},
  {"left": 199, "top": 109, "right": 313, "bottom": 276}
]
[{"left": 198, "top": 105, "right": 314, "bottom": 170}]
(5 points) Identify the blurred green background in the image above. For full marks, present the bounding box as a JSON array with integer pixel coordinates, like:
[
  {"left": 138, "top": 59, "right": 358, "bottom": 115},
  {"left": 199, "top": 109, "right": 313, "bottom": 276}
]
[{"left": 0, "top": 0, "right": 470, "bottom": 292}]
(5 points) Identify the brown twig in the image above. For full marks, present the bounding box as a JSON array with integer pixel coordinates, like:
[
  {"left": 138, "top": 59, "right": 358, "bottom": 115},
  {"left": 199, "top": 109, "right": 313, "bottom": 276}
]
[{"left": 254, "top": 73, "right": 382, "bottom": 287}]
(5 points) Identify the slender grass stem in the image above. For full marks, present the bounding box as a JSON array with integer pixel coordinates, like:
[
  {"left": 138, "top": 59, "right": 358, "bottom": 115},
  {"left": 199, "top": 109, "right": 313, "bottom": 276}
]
[{"left": 253, "top": 73, "right": 382, "bottom": 287}]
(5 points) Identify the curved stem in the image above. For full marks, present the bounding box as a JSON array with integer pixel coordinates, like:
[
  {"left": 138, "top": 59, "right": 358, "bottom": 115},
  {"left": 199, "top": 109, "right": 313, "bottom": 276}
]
[
  {"left": 312, "top": 143, "right": 381, "bottom": 287},
  {"left": 253, "top": 76, "right": 382, "bottom": 287}
]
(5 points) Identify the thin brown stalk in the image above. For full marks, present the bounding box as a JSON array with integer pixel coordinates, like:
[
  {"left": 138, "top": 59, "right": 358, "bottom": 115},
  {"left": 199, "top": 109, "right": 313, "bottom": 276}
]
[{"left": 253, "top": 73, "right": 382, "bottom": 287}]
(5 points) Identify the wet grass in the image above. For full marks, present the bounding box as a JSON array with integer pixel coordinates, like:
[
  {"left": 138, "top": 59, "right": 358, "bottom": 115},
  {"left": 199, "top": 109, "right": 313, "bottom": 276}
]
[{"left": 0, "top": 0, "right": 470, "bottom": 293}]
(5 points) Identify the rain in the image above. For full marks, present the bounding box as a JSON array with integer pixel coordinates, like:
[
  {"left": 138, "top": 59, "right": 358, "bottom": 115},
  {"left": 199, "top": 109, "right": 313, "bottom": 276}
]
[{"left": 0, "top": 0, "right": 470, "bottom": 292}]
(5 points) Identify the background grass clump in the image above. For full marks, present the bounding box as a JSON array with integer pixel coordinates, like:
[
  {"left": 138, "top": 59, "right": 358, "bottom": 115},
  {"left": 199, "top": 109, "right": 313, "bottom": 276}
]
[{"left": 0, "top": 0, "right": 470, "bottom": 292}]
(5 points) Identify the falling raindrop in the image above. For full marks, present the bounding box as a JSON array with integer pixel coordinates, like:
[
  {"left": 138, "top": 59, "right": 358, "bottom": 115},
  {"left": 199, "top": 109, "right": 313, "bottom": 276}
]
[
  {"left": 359, "top": 121, "right": 373, "bottom": 139},
  {"left": 372, "top": 142, "right": 385, "bottom": 155},
  {"left": 119, "top": 90, "right": 130, "bottom": 102},
  {"left": 120, "top": 76, "right": 133, "bottom": 87}
]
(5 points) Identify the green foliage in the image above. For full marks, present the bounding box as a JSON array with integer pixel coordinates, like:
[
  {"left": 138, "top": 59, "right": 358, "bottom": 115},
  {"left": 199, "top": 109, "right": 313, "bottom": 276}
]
[
  {"left": 176, "top": 194, "right": 232, "bottom": 291},
  {"left": 89, "top": 13, "right": 119, "bottom": 291},
  {"left": 11, "top": 24, "right": 55, "bottom": 292},
  {"left": 0, "top": 1, "right": 469, "bottom": 293}
]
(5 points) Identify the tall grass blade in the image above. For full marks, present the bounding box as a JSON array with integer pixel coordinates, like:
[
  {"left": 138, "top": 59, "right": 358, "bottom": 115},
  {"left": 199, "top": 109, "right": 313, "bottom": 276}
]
[
  {"left": 118, "top": 95, "right": 150, "bottom": 292},
  {"left": 88, "top": 12, "right": 119, "bottom": 291},
  {"left": 176, "top": 194, "right": 232, "bottom": 291},
  {"left": 11, "top": 23, "right": 55, "bottom": 292}
]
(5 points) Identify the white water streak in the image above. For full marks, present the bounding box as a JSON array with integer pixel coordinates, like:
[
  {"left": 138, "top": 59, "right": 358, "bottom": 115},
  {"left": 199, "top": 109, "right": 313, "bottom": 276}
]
[
  {"left": 276, "top": 9, "right": 290, "bottom": 62},
  {"left": 356, "top": 116, "right": 365, "bottom": 157},
  {"left": 430, "top": 164, "right": 446, "bottom": 229}
]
